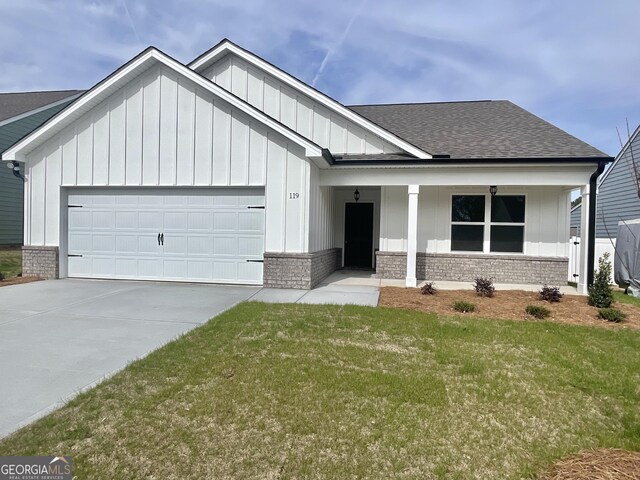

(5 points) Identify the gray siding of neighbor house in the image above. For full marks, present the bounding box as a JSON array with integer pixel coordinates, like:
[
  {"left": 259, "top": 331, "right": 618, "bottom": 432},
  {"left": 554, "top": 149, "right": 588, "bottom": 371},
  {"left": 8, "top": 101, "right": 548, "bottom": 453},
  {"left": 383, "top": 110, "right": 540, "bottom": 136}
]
[
  {"left": 569, "top": 130, "right": 640, "bottom": 240},
  {"left": 570, "top": 204, "right": 582, "bottom": 236},
  {"left": 0, "top": 101, "right": 75, "bottom": 244}
]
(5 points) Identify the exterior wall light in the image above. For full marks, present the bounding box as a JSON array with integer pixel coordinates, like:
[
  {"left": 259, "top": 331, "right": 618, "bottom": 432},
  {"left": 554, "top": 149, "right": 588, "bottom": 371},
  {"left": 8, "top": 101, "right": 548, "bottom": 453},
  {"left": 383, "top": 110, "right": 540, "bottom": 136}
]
[
  {"left": 489, "top": 185, "right": 498, "bottom": 197},
  {"left": 354, "top": 188, "right": 360, "bottom": 202},
  {"left": 6, "top": 161, "right": 25, "bottom": 181}
]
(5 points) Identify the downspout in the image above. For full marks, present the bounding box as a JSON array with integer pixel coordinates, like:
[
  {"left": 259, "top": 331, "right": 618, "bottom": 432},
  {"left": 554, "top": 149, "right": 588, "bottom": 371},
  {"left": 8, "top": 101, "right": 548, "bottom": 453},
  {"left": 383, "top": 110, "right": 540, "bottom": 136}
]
[{"left": 587, "top": 161, "right": 606, "bottom": 287}]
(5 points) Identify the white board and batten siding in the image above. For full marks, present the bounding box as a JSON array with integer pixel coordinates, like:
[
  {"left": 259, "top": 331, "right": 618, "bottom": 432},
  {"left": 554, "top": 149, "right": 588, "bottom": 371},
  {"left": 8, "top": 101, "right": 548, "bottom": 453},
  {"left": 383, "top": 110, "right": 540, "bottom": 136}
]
[
  {"left": 201, "top": 54, "right": 401, "bottom": 155},
  {"left": 380, "top": 185, "right": 570, "bottom": 257},
  {"left": 24, "top": 64, "right": 315, "bottom": 270}
]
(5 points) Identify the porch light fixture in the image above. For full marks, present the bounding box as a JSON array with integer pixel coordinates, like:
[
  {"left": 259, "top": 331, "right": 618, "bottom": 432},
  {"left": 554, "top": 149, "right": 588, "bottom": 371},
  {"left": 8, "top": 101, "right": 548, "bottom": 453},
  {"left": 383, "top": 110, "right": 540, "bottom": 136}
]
[
  {"left": 489, "top": 185, "right": 498, "bottom": 197},
  {"left": 6, "top": 161, "right": 24, "bottom": 181},
  {"left": 354, "top": 188, "right": 360, "bottom": 202}
]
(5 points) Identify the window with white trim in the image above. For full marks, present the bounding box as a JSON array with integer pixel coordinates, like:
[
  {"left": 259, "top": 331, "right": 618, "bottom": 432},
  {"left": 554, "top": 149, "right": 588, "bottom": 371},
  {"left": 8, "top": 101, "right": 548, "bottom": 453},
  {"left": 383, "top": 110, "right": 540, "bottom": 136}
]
[{"left": 451, "top": 194, "right": 525, "bottom": 253}]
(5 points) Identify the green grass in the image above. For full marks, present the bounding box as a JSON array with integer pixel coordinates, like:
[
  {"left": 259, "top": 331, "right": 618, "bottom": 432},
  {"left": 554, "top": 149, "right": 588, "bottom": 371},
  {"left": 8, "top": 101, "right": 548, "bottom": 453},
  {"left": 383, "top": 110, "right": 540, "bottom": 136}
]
[
  {"left": 614, "top": 290, "right": 640, "bottom": 308},
  {"left": 0, "top": 247, "right": 21, "bottom": 277},
  {"left": 1, "top": 303, "right": 639, "bottom": 479}
]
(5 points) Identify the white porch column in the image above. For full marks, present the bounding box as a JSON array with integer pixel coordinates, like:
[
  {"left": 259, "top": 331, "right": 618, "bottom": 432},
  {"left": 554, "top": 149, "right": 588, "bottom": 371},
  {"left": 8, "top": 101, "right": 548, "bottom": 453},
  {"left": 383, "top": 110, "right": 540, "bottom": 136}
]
[
  {"left": 406, "top": 185, "right": 419, "bottom": 287},
  {"left": 578, "top": 184, "right": 590, "bottom": 294}
]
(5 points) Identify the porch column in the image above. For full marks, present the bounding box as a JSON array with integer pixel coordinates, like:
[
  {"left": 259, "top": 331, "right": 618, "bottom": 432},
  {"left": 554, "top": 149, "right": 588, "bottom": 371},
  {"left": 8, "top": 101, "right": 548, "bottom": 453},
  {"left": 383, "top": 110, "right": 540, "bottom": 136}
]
[
  {"left": 406, "top": 185, "right": 419, "bottom": 287},
  {"left": 578, "top": 184, "right": 590, "bottom": 294}
]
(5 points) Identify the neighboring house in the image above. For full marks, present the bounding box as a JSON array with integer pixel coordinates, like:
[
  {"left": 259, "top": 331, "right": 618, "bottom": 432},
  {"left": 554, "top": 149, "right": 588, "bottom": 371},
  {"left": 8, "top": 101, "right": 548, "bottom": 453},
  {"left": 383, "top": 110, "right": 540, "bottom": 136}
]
[
  {"left": 571, "top": 125, "right": 640, "bottom": 239},
  {"left": 1, "top": 39, "right": 612, "bottom": 293},
  {"left": 569, "top": 125, "right": 640, "bottom": 282},
  {"left": 0, "top": 90, "right": 83, "bottom": 244}
]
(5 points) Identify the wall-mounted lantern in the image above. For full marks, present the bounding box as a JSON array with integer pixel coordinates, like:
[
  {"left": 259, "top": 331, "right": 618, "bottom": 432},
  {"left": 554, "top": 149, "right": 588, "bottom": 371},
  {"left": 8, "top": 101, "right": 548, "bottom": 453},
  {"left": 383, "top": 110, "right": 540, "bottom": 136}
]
[
  {"left": 354, "top": 188, "right": 360, "bottom": 202},
  {"left": 6, "top": 161, "right": 24, "bottom": 181},
  {"left": 489, "top": 185, "right": 498, "bottom": 197}
]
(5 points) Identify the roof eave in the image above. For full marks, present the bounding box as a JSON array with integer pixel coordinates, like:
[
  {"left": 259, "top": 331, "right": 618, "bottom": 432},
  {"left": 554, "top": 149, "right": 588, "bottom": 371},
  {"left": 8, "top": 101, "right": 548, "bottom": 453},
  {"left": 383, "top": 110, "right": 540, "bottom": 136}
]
[{"left": 328, "top": 156, "right": 614, "bottom": 166}]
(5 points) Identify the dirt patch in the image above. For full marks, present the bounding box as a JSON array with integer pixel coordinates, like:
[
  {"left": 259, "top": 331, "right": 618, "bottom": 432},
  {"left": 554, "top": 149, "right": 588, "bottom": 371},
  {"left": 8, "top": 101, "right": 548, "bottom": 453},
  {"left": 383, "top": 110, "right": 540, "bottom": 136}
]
[
  {"left": 379, "top": 287, "right": 640, "bottom": 330},
  {"left": 0, "top": 276, "right": 42, "bottom": 288},
  {"left": 542, "top": 448, "right": 640, "bottom": 479}
]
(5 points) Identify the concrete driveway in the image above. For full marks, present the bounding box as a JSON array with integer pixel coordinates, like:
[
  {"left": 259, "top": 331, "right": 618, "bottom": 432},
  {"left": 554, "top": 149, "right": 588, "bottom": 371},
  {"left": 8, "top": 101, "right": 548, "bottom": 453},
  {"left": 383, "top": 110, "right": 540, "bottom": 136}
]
[{"left": 0, "top": 279, "right": 260, "bottom": 438}]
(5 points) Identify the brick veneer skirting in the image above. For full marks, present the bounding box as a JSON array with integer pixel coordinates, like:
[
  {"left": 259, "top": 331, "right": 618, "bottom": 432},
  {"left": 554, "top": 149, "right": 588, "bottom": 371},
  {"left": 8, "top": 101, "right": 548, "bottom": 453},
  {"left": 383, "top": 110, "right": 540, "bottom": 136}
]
[
  {"left": 263, "top": 248, "right": 342, "bottom": 289},
  {"left": 376, "top": 251, "right": 568, "bottom": 285},
  {"left": 22, "top": 246, "right": 59, "bottom": 279}
]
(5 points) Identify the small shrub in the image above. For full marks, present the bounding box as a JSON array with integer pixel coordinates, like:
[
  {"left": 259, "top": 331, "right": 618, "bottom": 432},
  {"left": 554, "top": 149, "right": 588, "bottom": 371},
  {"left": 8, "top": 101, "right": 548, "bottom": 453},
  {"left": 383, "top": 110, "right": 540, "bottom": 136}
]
[
  {"left": 598, "top": 307, "right": 627, "bottom": 323},
  {"left": 588, "top": 253, "right": 614, "bottom": 308},
  {"left": 525, "top": 304, "right": 551, "bottom": 319},
  {"left": 453, "top": 300, "right": 476, "bottom": 313},
  {"left": 539, "top": 285, "right": 563, "bottom": 303},
  {"left": 420, "top": 282, "right": 437, "bottom": 295},
  {"left": 0, "top": 272, "right": 5, "bottom": 281},
  {"left": 473, "top": 277, "right": 495, "bottom": 297}
]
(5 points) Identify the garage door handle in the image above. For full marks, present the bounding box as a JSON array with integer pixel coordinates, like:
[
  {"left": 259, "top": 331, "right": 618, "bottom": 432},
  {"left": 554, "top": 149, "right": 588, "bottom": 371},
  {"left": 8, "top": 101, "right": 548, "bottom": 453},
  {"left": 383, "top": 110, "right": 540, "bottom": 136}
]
[
  {"left": 246, "top": 259, "right": 264, "bottom": 263},
  {"left": 68, "top": 254, "right": 83, "bottom": 257},
  {"left": 158, "top": 233, "right": 164, "bottom": 246},
  {"left": 247, "top": 206, "right": 265, "bottom": 209}
]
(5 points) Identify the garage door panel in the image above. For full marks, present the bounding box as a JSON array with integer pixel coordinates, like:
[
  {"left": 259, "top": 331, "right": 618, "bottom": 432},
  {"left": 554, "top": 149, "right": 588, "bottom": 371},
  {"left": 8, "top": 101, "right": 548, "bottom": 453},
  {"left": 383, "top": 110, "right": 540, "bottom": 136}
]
[
  {"left": 165, "top": 212, "right": 188, "bottom": 230},
  {"left": 163, "top": 234, "right": 188, "bottom": 255},
  {"left": 69, "top": 210, "right": 92, "bottom": 229},
  {"left": 139, "top": 211, "right": 163, "bottom": 230},
  {"left": 187, "top": 211, "right": 213, "bottom": 231},
  {"left": 92, "top": 234, "right": 116, "bottom": 253},
  {"left": 213, "top": 236, "right": 237, "bottom": 256},
  {"left": 115, "top": 211, "right": 139, "bottom": 229},
  {"left": 237, "top": 236, "right": 264, "bottom": 256},
  {"left": 213, "top": 212, "right": 237, "bottom": 231},
  {"left": 137, "top": 235, "right": 162, "bottom": 254},
  {"left": 238, "top": 212, "right": 264, "bottom": 232},
  {"left": 187, "top": 236, "right": 214, "bottom": 255},
  {"left": 67, "top": 188, "right": 264, "bottom": 284}
]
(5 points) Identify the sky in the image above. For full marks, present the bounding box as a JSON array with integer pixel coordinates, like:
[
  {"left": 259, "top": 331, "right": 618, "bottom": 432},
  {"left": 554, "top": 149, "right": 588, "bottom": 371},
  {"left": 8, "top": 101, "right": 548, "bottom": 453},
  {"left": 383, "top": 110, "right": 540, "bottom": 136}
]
[{"left": 0, "top": 0, "right": 638, "bottom": 156}]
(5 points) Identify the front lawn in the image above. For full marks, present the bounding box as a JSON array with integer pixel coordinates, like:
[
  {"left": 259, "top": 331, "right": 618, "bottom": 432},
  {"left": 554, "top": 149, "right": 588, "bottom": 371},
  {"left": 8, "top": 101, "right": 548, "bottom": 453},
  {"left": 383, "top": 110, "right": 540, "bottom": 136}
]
[
  {"left": 0, "top": 247, "right": 21, "bottom": 277},
  {"left": 1, "top": 303, "right": 639, "bottom": 479}
]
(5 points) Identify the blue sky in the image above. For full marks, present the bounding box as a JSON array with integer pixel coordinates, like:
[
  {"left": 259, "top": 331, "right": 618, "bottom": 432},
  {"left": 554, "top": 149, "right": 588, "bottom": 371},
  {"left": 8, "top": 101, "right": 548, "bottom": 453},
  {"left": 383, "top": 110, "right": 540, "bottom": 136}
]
[{"left": 0, "top": 0, "right": 638, "bottom": 156}]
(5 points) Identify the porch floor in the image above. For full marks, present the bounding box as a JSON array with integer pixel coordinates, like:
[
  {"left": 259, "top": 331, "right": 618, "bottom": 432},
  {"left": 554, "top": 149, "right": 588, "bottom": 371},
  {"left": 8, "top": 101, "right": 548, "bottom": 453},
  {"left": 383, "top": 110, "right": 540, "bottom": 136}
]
[{"left": 325, "top": 269, "right": 579, "bottom": 295}]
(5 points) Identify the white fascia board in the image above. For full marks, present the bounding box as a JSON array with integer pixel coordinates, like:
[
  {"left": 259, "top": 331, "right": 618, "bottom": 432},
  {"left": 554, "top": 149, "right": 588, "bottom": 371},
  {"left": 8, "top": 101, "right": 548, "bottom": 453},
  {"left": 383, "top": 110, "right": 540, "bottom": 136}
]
[
  {"left": 0, "top": 93, "right": 83, "bottom": 129},
  {"left": 318, "top": 163, "right": 596, "bottom": 187},
  {"left": 189, "top": 41, "right": 431, "bottom": 159},
  {"left": 2, "top": 49, "right": 323, "bottom": 162},
  {"left": 597, "top": 124, "right": 640, "bottom": 186}
]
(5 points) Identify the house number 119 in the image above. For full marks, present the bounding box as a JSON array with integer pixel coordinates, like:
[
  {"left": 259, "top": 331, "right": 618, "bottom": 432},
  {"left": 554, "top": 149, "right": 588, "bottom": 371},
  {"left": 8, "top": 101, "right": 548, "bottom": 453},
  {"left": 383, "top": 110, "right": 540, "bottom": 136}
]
[{"left": 289, "top": 192, "right": 300, "bottom": 199}]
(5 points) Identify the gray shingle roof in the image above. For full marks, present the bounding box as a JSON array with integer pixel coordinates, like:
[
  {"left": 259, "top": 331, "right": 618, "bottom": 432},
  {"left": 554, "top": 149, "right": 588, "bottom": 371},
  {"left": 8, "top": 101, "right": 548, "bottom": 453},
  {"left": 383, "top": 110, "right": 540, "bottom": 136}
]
[
  {"left": 0, "top": 90, "right": 84, "bottom": 123},
  {"left": 349, "top": 100, "right": 607, "bottom": 159}
]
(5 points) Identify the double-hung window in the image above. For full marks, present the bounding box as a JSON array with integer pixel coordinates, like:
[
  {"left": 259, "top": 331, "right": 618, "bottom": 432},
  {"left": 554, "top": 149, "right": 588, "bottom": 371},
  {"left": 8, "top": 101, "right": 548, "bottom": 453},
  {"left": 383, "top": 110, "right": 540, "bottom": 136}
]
[{"left": 451, "top": 194, "right": 525, "bottom": 253}]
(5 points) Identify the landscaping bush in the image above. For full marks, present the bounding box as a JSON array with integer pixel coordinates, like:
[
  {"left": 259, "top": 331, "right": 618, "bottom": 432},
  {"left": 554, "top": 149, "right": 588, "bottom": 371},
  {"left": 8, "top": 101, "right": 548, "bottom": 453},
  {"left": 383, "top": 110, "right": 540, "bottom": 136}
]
[
  {"left": 0, "top": 272, "right": 4, "bottom": 281},
  {"left": 473, "top": 277, "right": 495, "bottom": 297},
  {"left": 598, "top": 307, "right": 627, "bottom": 323},
  {"left": 525, "top": 304, "right": 551, "bottom": 319},
  {"left": 588, "top": 253, "right": 614, "bottom": 308},
  {"left": 539, "top": 285, "right": 562, "bottom": 303},
  {"left": 420, "top": 282, "right": 437, "bottom": 295},
  {"left": 453, "top": 300, "right": 476, "bottom": 313}
]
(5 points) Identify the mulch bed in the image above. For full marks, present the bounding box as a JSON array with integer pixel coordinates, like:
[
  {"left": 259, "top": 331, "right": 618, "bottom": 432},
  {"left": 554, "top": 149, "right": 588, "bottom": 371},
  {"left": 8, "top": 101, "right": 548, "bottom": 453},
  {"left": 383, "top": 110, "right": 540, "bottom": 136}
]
[
  {"left": 378, "top": 287, "right": 640, "bottom": 330},
  {"left": 0, "top": 276, "right": 42, "bottom": 288},
  {"left": 542, "top": 448, "right": 640, "bottom": 479}
]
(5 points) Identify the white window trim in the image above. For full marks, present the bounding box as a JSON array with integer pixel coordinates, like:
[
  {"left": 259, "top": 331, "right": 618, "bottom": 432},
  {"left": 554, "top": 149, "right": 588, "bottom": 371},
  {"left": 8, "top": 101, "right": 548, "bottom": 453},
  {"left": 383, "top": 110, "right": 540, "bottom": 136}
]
[{"left": 449, "top": 193, "right": 527, "bottom": 255}]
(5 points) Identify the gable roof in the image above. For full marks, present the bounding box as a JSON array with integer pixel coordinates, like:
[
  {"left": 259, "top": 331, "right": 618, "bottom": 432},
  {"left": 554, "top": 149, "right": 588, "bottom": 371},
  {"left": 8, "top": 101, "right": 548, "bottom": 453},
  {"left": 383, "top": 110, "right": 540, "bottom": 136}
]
[
  {"left": 349, "top": 100, "right": 608, "bottom": 160},
  {"left": 188, "top": 39, "right": 431, "bottom": 159},
  {"left": 598, "top": 124, "right": 640, "bottom": 186},
  {"left": 1, "top": 47, "right": 324, "bottom": 163},
  {"left": 0, "top": 90, "right": 83, "bottom": 124}
]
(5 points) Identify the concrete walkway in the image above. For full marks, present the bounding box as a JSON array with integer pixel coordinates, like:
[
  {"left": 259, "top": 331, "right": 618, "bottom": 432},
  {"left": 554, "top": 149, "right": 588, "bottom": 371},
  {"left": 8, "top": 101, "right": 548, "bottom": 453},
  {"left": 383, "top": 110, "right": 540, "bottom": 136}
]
[
  {"left": 251, "top": 270, "right": 381, "bottom": 306},
  {"left": 0, "top": 279, "right": 259, "bottom": 438}
]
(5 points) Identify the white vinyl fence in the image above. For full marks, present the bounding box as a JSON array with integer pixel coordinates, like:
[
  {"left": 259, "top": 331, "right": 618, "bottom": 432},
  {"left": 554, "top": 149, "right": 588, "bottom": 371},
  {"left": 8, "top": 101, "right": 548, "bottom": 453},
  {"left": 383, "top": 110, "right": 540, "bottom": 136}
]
[{"left": 568, "top": 236, "right": 616, "bottom": 283}]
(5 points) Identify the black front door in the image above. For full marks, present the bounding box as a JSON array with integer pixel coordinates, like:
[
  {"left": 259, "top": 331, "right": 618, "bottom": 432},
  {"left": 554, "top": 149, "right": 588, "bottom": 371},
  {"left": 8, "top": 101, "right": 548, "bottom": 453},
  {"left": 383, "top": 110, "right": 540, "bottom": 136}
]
[{"left": 344, "top": 202, "right": 374, "bottom": 268}]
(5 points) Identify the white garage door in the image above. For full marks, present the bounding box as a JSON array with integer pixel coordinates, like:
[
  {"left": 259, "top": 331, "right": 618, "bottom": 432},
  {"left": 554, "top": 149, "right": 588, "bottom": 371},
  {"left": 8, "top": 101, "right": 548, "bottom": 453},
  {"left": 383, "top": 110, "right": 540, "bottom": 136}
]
[{"left": 67, "top": 188, "right": 265, "bottom": 284}]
